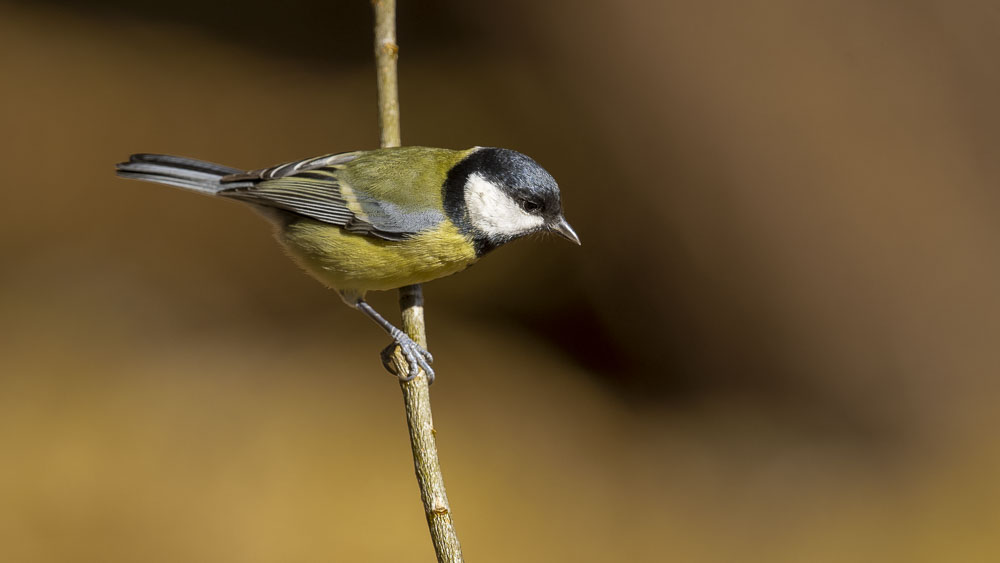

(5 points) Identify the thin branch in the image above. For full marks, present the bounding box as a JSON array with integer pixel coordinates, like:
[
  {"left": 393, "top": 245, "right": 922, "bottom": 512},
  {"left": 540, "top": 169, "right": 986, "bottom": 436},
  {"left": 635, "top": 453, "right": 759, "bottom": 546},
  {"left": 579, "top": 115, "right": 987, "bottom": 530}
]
[
  {"left": 373, "top": 0, "right": 401, "bottom": 149},
  {"left": 371, "top": 2, "right": 464, "bottom": 561}
]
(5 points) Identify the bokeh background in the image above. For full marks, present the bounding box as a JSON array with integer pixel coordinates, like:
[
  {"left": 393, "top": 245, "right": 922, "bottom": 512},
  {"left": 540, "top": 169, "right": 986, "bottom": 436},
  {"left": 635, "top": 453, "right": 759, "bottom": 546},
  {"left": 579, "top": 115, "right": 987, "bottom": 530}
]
[{"left": 2, "top": 1, "right": 999, "bottom": 561}]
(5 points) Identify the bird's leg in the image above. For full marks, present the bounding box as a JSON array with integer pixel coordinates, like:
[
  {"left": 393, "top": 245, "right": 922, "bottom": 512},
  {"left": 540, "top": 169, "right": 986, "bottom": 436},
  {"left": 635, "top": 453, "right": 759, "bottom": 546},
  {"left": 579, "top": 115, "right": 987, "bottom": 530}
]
[{"left": 353, "top": 298, "right": 435, "bottom": 383}]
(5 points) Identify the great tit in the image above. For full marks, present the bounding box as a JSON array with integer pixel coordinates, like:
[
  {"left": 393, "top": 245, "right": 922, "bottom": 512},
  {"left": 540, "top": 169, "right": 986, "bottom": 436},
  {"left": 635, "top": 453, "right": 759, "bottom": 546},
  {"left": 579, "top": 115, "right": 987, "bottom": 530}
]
[{"left": 116, "top": 146, "right": 580, "bottom": 381}]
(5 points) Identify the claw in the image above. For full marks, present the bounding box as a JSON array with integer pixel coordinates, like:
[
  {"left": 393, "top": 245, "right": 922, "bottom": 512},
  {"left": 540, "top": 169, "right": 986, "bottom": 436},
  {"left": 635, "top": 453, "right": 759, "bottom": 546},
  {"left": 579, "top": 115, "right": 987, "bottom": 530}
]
[
  {"left": 354, "top": 299, "right": 435, "bottom": 384},
  {"left": 380, "top": 333, "right": 435, "bottom": 384},
  {"left": 380, "top": 345, "right": 400, "bottom": 376}
]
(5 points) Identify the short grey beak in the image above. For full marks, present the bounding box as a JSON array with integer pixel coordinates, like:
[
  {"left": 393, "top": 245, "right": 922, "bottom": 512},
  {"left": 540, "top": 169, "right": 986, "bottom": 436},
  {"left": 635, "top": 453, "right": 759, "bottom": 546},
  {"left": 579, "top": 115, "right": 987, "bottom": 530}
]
[{"left": 550, "top": 216, "right": 581, "bottom": 245}]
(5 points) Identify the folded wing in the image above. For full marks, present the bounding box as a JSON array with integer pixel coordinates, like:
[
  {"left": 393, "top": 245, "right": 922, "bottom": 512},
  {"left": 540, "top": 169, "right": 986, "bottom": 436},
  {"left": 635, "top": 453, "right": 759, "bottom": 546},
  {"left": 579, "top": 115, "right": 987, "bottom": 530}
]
[{"left": 219, "top": 152, "right": 442, "bottom": 241}]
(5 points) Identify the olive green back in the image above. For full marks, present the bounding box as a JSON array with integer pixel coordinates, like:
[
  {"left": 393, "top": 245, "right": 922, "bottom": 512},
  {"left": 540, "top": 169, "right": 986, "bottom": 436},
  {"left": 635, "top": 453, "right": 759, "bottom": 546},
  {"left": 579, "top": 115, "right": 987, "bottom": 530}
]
[{"left": 337, "top": 147, "right": 474, "bottom": 211}]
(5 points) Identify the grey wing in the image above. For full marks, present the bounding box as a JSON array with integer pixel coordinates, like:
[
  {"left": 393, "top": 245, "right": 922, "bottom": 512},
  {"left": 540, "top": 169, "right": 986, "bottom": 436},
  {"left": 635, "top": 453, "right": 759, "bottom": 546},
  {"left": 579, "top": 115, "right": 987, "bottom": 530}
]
[{"left": 217, "top": 152, "right": 439, "bottom": 241}]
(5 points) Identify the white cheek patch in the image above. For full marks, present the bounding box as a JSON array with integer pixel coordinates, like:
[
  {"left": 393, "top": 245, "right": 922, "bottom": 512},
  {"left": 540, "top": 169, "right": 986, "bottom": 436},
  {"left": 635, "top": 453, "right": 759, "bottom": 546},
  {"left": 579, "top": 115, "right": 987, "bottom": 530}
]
[{"left": 464, "top": 173, "right": 545, "bottom": 237}]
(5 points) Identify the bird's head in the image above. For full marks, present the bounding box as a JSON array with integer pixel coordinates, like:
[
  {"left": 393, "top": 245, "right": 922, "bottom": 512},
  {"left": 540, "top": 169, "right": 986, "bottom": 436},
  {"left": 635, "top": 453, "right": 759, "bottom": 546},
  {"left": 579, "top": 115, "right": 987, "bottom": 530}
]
[{"left": 444, "top": 147, "right": 579, "bottom": 255}]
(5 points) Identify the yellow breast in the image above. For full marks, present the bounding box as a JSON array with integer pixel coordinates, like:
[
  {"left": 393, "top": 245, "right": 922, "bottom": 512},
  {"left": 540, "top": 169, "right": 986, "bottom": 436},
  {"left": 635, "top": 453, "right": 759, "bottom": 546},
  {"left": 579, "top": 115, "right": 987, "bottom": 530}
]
[{"left": 278, "top": 219, "right": 479, "bottom": 292}]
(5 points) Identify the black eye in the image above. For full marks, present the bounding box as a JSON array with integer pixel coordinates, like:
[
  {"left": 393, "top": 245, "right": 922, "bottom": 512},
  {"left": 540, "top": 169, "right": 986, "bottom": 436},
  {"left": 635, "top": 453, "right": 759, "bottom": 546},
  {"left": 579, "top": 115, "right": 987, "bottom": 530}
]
[{"left": 519, "top": 199, "right": 542, "bottom": 213}]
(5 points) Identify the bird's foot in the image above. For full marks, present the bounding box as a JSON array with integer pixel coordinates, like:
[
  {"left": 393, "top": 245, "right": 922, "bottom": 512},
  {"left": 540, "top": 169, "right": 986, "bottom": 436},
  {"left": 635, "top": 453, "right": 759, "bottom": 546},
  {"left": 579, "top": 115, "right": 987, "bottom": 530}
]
[{"left": 380, "top": 330, "right": 435, "bottom": 384}]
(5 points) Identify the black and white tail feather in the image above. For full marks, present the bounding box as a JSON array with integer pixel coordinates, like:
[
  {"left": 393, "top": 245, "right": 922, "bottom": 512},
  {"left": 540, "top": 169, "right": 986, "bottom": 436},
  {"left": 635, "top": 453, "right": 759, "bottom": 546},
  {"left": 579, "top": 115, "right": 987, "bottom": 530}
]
[{"left": 115, "top": 154, "right": 252, "bottom": 194}]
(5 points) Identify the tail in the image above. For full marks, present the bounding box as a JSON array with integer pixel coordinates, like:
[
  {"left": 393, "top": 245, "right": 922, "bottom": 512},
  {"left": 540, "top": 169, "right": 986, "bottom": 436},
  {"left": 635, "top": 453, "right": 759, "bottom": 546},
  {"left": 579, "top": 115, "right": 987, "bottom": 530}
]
[{"left": 115, "top": 154, "right": 244, "bottom": 195}]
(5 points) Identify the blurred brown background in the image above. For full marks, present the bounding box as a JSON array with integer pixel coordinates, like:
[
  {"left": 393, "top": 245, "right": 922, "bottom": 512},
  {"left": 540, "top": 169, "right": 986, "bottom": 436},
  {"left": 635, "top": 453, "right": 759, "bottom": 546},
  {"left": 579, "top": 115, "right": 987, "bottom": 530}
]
[{"left": 2, "top": 0, "right": 999, "bottom": 561}]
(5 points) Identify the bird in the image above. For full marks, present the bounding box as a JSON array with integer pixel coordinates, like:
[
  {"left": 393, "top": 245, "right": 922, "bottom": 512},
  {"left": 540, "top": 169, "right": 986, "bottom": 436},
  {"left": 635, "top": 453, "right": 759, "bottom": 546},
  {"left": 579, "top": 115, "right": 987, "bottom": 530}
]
[{"left": 116, "top": 146, "right": 580, "bottom": 381}]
